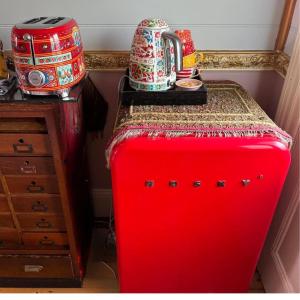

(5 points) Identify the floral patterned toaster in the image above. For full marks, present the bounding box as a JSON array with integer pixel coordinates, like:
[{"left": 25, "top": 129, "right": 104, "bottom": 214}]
[{"left": 11, "top": 17, "right": 85, "bottom": 98}]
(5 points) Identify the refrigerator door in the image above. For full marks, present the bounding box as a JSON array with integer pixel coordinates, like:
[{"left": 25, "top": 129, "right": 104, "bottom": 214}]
[{"left": 110, "top": 136, "right": 290, "bottom": 292}]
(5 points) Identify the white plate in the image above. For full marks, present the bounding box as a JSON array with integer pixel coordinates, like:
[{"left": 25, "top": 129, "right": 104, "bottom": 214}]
[{"left": 175, "top": 78, "right": 203, "bottom": 91}]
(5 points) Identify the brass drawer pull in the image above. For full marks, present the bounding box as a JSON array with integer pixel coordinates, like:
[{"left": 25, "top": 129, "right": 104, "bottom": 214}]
[
  {"left": 32, "top": 202, "right": 48, "bottom": 212},
  {"left": 24, "top": 265, "right": 44, "bottom": 273},
  {"left": 36, "top": 220, "right": 52, "bottom": 228},
  {"left": 27, "top": 183, "right": 44, "bottom": 193},
  {"left": 20, "top": 165, "right": 37, "bottom": 174},
  {"left": 13, "top": 143, "right": 33, "bottom": 153},
  {"left": 39, "top": 239, "right": 55, "bottom": 246}
]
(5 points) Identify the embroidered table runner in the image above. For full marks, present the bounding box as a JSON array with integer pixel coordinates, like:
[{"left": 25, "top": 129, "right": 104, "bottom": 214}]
[{"left": 106, "top": 81, "right": 292, "bottom": 164}]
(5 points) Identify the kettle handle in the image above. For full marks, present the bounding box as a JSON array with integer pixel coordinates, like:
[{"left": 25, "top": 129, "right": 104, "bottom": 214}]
[{"left": 162, "top": 32, "right": 183, "bottom": 75}]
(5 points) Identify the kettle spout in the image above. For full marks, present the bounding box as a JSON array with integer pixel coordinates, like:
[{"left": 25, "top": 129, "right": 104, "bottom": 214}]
[{"left": 162, "top": 31, "right": 183, "bottom": 73}]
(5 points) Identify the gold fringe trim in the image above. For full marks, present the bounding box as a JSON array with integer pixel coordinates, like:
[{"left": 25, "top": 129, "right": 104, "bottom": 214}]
[{"left": 106, "top": 127, "right": 292, "bottom": 168}]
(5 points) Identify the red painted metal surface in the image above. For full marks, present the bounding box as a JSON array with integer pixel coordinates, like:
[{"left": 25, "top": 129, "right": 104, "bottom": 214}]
[
  {"left": 110, "top": 136, "right": 290, "bottom": 292},
  {"left": 11, "top": 18, "right": 85, "bottom": 95}
]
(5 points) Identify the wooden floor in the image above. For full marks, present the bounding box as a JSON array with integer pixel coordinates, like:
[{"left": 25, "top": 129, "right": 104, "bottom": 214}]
[{"left": 0, "top": 229, "right": 265, "bottom": 293}]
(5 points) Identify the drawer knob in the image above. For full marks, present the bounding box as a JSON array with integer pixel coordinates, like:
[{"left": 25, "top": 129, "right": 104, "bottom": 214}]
[{"left": 32, "top": 202, "right": 48, "bottom": 212}]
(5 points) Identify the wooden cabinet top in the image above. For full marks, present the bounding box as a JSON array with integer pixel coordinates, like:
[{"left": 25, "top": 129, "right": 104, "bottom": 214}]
[{"left": 0, "top": 80, "right": 85, "bottom": 108}]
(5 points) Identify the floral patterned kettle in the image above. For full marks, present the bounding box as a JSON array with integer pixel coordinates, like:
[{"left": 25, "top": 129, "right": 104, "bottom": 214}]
[{"left": 129, "top": 18, "right": 183, "bottom": 91}]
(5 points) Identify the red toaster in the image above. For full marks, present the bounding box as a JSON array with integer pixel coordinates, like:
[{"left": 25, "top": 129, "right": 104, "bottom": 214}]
[{"left": 11, "top": 17, "right": 86, "bottom": 98}]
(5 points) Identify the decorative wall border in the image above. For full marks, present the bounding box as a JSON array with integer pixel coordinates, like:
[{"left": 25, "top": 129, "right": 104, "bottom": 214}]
[
  {"left": 197, "top": 51, "right": 276, "bottom": 71},
  {"left": 5, "top": 50, "right": 289, "bottom": 77},
  {"left": 274, "top": 51, "right": 290, "bottom": 77},
  {"left": 83, "top": 50, "right": 290, "bottom": 77}
]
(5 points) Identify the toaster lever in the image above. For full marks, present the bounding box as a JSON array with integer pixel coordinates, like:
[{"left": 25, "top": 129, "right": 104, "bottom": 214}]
[{"left": 23, "top": 33, "right": 36, "bottom": 66}]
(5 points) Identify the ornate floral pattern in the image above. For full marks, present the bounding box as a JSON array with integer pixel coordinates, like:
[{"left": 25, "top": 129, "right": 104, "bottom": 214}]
[
  {"left": 57, "top": 64, "right": 74, "bottom": 85},
  {"left": 129, "top": 19, "right": 176, "bottom": 91},
  {"left": 11, "top": 19, "right": 85, "bottom": 95},
  {"left": 13, "top": 56, "right": 34, "bottom": 65},
  {"left": 36, "top": 52, "right": 72, "bottom": 65},
  {"left": 139, "top": 19, "right": 168, "bottom": 28},
  {"left": 106, "top": 81, "right": 292, "bottom": 163}
]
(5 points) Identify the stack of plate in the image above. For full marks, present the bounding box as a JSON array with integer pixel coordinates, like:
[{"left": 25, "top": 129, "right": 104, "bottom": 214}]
[{"left": 176, "top": 67, "right": 195, "bottom": 79}]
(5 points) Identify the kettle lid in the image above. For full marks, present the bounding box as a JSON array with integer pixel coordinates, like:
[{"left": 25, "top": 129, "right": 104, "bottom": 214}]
[{"left": 137, "top": 18, "right": 169, "bottom": 29}]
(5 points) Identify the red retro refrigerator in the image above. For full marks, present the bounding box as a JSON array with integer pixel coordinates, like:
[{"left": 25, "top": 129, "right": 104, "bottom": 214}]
[{"left": 108, "top": 82, "right": 291, "bottom": 293}]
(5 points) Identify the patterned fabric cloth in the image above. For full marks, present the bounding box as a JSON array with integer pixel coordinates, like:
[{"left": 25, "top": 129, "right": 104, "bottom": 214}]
[{"left": 106, "top": 81, "right": 292, "bottom": 164}]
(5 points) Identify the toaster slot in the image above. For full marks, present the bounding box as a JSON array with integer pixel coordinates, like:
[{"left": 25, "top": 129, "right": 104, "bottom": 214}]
[
  {"left": 24, "top": 17, "right": 47, "bottom": 24},
  {"left": 43, "top": 17, "right": 65, "bottom": 25}
]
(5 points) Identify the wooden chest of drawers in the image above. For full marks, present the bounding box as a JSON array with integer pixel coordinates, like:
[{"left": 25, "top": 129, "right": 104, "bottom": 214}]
[{"left": 0, "top": 83, "right": 91, "bottom": 287}]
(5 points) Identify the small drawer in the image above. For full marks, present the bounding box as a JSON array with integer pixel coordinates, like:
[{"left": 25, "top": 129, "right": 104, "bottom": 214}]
[
  {"left": 0, "top": 214, "right": 15, "bottom": 228},
  {"left": 0, "top": 134, "right": 51, "bottom": 155},
  {"left": 0, "top": 255, "right": 74, "bottom": 278},
  {"left": 17, "top": 214, "right": 66, "bottom": 231},
  {"left": 11, "top": 195, "right": 62, "bottom": 214},
  {"left": 5, "top": 175, "right": 59, "bottom": 194},
  {"left": 0, "top": 117, "right": 47, "bottom": 133},
  {"left": 0, "top": 157, "right": 55, "bottom": 175},
  {"left": 22, "top": 232, "right": 68, "bottom": 249},
  {"left": 0, "top": 195, "right": 9, "bottom": 212},
  {"left": 0, "top": 229, "right": 19, "bottom": 249}
]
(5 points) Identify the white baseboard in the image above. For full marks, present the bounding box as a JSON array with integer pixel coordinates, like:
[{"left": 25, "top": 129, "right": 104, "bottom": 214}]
[{"left": 91, "top": 188, "right": 113, "bottom": 218}]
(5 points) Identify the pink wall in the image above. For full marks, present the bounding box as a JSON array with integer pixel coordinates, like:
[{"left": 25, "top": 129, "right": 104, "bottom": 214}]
[{"left": 87, "top": 70, "right": 284, "bottom": 191}]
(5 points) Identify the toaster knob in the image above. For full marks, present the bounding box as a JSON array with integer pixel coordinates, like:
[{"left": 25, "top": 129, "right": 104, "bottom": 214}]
[{"left": 28, "top": 70, "right": 46, "bottom": 87}]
